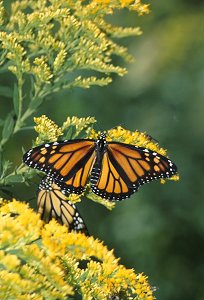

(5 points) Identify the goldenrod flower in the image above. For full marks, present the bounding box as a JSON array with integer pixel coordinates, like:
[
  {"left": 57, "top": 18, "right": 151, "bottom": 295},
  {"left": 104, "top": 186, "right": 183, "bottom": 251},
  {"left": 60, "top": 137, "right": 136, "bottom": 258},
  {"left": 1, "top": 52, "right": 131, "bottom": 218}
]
[
  {"left": 53, "top": 49, "right": 67, "bottom": 72},
  {"left": 0, "top": 0, "right": 150, "bottom": 96},
  {"left": 62, "top": 116, "right": 96, "bottom": 137},
  {"left": 0, "top": 251, "right": 20, "bottom": 270},
  {"left": 66, "top": 193, "right": 83, "bottom": 204},
  {"left": 0, "top": 199, "right": 155, "bottom": 299},
  {"left": 34, "top": 115, "right": 63, "bottom": 145},
  {"left": 107, "top": 126, "right": 167, "bottom": 155},
  {"left": 0, "top": 1, "right": 7, "bottom": 26},
  {"left": 32, "top": 56, "right": 53, "bottom": 84}
]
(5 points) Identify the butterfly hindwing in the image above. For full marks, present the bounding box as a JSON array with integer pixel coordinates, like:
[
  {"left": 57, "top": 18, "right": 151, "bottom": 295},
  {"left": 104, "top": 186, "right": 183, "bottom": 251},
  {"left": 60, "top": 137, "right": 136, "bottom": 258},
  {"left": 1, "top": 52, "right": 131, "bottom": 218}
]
[
  {"left": 90, "top": 151, "right": 134, "bottom": 200},
  {"left": 37, "top": 176, "right": 89, "bottom": 235}
]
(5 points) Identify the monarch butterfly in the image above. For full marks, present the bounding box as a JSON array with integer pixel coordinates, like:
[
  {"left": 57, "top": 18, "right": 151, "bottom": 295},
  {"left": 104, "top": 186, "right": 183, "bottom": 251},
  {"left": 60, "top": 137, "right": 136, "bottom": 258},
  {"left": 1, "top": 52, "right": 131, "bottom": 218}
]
[
  {"left": 37, "top": 175, "right": 88, "bottom": 235},
  {"left": 23, "top": 132, "right": 177, "bottom": 201}
]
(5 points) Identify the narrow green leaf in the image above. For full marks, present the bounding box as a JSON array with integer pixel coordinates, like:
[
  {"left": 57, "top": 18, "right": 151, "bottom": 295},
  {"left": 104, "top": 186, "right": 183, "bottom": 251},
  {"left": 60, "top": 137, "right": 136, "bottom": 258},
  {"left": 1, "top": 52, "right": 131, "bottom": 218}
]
[
  {"left": 29, "top": 97, "right": 43, "bottom": 111},
  {"left": 2, "top": 159, "right": 13, "bottom": 170},
  {"left": 13, "top": 84, "right": 19, "bottom": 115},
  {"left": 6, "top": 174, "right": 24, "bottom": 183},
  {"left": 0, "top": 159, "right": 13, "bottom": 179},
  {"left": 63, "top": 126, "right": 73, "bottom": 139},
  {"left": 2, "top": 113, "right": 14, "bottom": 141}
]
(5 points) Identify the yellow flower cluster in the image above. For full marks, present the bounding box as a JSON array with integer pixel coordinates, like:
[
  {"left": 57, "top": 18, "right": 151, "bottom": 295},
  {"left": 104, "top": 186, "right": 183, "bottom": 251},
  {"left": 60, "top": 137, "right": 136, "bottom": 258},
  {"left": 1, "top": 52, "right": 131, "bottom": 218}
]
[
  {"left": 33, "top": 56, "right": 53, "bottom": 84},
  {"left": 71, "top": 75, "right": 113, "bottom": 89},
  {"left": 0, "top": 199, "right": 42, "bottom": 249},
  {"left": 34, "top": 115, "right": 63, "bottom": 145},
  {"left": 0, "top": 1, "right": 7, "bottom": 26},
  {"left": 85, "top": 0, "right": 149, "bottom": 15},
  {"left": 107, "top": 126, "right": 167, "bottom": 155},
  {"left": 53, "top": 49, "right": 67, "bottom": 73},
  {"left": 0, "top": 199, "right": 155, "bottom": 300},
  {"left": 0, "top": 201, "right": 73, "bottom": 299},
  {"left": 62, "top": 116, "right": 96, "bottom": 137},
  {"left": 0, "top": 31, "right": 30, "bottom": 76},
  {"left": 119, "top": 0, "right": 149, "bottom": 13},
  {"left": 0, "top": 0, "right": 149, "bottom": 94}
]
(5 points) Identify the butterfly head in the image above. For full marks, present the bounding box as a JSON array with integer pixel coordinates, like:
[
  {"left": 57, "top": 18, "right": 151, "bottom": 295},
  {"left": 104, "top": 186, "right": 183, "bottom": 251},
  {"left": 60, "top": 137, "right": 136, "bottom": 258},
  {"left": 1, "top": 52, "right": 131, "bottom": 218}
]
[
  {"left": 98, "top": 132, "right": 107, "bottom": 141},
  {"left": 96, "top": 132, "right": 107, "bottom": 153}
]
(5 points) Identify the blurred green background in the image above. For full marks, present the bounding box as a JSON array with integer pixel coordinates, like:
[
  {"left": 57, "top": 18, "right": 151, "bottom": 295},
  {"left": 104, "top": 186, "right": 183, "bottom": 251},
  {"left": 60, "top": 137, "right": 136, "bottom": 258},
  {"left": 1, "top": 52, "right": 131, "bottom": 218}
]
[{"left": 1, "top": 1, "right": 204, "bottom": 299}]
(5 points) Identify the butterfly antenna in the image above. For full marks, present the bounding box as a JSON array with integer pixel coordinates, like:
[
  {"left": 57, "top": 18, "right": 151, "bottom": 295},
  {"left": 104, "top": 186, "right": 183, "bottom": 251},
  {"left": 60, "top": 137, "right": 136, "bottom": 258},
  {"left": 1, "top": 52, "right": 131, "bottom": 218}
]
[{"left": 145, "top": 133, "right": 159, "bottom": 144}]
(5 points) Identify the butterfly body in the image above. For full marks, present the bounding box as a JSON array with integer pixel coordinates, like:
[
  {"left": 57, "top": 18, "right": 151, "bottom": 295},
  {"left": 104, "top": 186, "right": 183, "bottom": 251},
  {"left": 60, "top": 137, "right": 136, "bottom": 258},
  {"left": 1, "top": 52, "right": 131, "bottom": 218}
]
[
  {"left": 23, "top": 133, "right": 177, "bottom": 201},
  {"left": 95, "top": 132, "right": 108, "bottom": 155}
]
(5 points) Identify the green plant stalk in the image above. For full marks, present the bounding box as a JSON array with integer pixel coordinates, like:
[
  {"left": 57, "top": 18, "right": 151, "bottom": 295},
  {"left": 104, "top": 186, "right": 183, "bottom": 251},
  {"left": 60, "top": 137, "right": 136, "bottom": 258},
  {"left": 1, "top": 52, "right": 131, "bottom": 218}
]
[{"left": 13, "top": 75, "right": 23, "bottom": 134}]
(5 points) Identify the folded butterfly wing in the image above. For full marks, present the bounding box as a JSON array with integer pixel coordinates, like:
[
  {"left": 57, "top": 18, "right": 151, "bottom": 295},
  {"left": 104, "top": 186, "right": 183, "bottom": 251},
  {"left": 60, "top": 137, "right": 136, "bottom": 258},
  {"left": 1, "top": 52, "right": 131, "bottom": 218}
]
[{"left": 37, "top": 177, "right": 89, "bottom": 235}]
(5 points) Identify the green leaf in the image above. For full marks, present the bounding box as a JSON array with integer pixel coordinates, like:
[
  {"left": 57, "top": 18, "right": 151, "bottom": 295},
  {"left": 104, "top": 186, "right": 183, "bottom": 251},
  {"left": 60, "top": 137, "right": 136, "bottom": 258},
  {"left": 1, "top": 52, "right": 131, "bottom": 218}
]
[
  {"left": 63, "top": 126, "right": 74, "bottom": 139},
  {"left": 2, "top": 159, "right": 13, "bottom": 169},
  {"left": 13, "top": 84, "right": 19, "bottom": 115},
  {"left": 0, "top": 85, "right": 13, "bottom": 98},
  {"left": 2, "top": 113, "right": 14, "bottom": 142},
  {"left": 5, "top": 174, "right": 25, "bottom": 184},
  {"left": 34, "top": 239, "right": 43, "bottom": 248},
  {"left": 29, "top": 97, "right": 43, "bottom": 111},
  {"left": 0, "top": 159, "right": 13, "bottom": 179}
]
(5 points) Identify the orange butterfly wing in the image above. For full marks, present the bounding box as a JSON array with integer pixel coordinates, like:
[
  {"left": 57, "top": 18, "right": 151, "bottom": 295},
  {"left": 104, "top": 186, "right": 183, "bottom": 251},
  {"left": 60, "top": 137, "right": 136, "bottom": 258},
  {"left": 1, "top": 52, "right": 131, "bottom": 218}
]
[
  {"left": 91, "top": 151, "right": 132, "bottom": 200},
  {"left": 37, "top": 176, "right": 89, "bottom": 235},
  {"left": 23, "top": 139, "right": 96, "bottom": 194},
  {"left": 23, "top": 134, "right": 177, "bottom": 201},
  {"left": 91, "top": 142, "right": 177, "bottom": 200}
]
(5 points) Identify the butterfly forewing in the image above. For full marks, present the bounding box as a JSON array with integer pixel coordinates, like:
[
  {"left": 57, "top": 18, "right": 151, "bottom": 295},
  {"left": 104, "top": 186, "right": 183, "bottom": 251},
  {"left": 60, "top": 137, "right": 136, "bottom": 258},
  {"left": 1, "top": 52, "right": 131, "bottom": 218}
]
[
  {"left": 37, "top": 177, "right": 89, "bottom": 235},
  {"left": 108, "top": 142, "right": 177, "bottom": 186},
  {"left": 23, "top": 139, "right": 96, "bottom": 194}
]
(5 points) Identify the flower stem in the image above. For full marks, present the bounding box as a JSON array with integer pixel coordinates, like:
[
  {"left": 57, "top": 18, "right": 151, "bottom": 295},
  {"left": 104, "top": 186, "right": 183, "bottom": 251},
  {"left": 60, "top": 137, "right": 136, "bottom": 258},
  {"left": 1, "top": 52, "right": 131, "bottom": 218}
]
[{"left": 13, "top": 75, "right": 23, "bottom": 134}]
